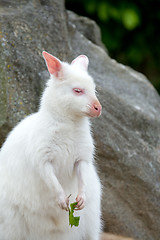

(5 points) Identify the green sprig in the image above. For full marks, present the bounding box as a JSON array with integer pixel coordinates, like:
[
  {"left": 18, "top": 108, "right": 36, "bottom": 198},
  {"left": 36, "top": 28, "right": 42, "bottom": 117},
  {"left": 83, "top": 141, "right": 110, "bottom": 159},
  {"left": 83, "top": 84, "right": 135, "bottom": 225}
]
[{"left": 69, "top": 202, "right": 80, "bottom": 227}]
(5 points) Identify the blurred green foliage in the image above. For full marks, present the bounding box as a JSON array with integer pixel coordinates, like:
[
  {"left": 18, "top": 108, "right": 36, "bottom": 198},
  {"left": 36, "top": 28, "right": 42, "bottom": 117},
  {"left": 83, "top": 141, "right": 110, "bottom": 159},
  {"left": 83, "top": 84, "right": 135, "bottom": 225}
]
[{"left": 66, "top": 0, "right": 160, "bottom": 94}]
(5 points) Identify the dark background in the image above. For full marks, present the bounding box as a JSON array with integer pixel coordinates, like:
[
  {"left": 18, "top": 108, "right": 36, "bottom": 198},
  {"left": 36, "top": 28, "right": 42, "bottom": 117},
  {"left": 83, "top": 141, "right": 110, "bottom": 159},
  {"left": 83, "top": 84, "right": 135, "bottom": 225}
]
[{"left": 66, "top": 0, "right": 160, "bottom": 94}]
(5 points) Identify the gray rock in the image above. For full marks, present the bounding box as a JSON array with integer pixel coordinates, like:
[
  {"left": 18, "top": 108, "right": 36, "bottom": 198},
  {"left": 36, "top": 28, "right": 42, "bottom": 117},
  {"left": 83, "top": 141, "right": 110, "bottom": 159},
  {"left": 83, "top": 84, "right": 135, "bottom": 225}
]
[
  {"left": 0, "top": 0, "right": 70, "bottom": 144},
  {"left": 68, "top": 11, "right": 160, "bottom": 240},
  {"left": 0, "top": 0, "right": 160, "bottom": 239},
  {"left": 67, "top": 10, "right": 106, "bottom": 50}
]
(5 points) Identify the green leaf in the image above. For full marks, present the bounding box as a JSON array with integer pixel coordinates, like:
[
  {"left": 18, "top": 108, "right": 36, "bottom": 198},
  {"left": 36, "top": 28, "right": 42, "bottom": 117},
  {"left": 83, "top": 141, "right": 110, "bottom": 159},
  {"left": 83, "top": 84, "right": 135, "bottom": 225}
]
[
  {"left": 97, "top": 2, "right": 109, "bottom": 21},
  {"left": 122, "top": 8, "right": 140, "bottom": 30},
  {"left": 69, "top": 202, "right": 80, "bottom": 227},
  {"left": 109, "top": 7, "right": 120, "bottom": 20}
]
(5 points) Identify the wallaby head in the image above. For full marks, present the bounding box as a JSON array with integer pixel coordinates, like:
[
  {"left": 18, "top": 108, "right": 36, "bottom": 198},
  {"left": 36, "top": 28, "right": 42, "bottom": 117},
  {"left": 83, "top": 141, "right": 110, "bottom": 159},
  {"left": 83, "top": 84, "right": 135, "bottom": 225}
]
[{"left": 41, "top": 51, "right": 102, "bottom": 119}]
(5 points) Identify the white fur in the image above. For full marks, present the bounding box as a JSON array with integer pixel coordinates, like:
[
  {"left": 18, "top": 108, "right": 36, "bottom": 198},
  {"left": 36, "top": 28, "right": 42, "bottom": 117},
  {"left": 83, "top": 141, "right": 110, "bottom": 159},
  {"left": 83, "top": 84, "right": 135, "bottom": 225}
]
[{"left": 0, "top": 55, "right": 102, "bottom": 240}]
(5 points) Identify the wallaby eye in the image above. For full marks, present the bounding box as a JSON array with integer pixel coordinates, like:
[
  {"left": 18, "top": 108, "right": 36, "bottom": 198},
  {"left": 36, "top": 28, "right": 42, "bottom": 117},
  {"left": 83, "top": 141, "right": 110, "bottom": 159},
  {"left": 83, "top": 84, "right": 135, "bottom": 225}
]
[{"left": 73, "top": 88, "right": 84, "bottom": 95}]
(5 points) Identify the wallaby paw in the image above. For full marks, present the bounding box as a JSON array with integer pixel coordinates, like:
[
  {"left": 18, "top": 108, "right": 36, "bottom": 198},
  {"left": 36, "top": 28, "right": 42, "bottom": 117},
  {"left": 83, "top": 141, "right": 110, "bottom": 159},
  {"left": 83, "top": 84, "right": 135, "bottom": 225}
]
[{"left": 75, "top": 193, "right": 86, "bottom": 210}]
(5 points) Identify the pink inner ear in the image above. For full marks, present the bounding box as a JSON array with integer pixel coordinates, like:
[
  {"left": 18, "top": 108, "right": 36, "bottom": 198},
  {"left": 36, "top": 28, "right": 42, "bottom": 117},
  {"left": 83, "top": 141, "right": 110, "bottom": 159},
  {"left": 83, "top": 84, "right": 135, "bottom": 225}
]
[{"left": 42, "top": 51, "right": 61, "bottom": 77}]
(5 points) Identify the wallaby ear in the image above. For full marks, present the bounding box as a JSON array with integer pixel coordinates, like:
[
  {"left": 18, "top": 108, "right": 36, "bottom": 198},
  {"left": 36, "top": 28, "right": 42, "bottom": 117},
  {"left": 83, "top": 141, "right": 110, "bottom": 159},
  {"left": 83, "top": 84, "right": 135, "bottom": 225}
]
[
  {"left": 42, "top": 51, "right": 62, "bottom": 78},
  {"left": 71, "top": 55, "right": 89, "bottom": 71}
]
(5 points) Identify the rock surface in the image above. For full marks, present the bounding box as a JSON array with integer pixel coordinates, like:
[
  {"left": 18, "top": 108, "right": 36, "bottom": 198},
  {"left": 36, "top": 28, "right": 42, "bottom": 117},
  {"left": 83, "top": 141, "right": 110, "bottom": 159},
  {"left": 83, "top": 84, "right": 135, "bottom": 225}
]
[{"left": 0, "top": 0, "right": 160, "bottom": 239}]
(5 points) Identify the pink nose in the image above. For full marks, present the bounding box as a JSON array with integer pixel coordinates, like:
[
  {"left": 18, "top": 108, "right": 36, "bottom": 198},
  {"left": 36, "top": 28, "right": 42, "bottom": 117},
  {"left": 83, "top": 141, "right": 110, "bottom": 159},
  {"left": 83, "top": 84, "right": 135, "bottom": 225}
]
[
  {"left": 93, "top": 103, "right": 102, "bottom": 116},
  {"left": 89, "top": 100, "right": 102, "bottom": 117}
]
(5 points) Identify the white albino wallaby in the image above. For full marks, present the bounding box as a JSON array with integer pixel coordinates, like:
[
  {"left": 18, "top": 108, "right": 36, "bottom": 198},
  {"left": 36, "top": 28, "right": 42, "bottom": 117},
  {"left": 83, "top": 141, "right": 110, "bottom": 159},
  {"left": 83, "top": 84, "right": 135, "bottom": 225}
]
[{"left": 0, "top": 51, "right": 102, "bottom": 240}]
